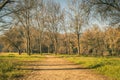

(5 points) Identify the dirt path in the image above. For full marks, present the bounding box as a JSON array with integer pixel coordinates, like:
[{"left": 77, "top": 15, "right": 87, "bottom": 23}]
[{"left": 21, "top": 55, "right": 109, "bottom": 80}]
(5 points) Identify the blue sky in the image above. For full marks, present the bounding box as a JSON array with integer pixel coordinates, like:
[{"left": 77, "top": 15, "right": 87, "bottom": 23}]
[{"left": 55, "top": 0, "right": 67, "bottom": 9}]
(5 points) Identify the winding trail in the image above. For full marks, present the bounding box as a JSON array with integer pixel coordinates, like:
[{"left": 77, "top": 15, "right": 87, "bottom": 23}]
[{"left": 21, "top": 55, "right": 109, "bottom": 80}]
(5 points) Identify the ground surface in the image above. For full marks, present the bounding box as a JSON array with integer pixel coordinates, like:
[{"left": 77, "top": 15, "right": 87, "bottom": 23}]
[{"left": 20, "top": 55, "right": 109, "bottom": 80}]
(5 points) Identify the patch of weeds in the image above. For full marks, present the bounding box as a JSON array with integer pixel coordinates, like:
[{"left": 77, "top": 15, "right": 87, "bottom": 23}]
[
  {"left": 0, "top": 61, "right": 15, "bottom": 73},
  {"left": 97, "top": 65, "right": 120, "bottom": 80},
  {"left": 7, "top": 71, "right": 25, "bottom": 79},
  {"left": 0, "top": 73, "right": 9, "bottom": 80}
]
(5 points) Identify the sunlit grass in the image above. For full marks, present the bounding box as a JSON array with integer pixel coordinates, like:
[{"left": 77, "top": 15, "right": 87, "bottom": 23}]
[
  {"left": 0, "top": 53, "right": 44, "bottom": 60},
  {"left": 60, "top": 55, "right": 120, "bottom": 80},
  {"left": 0, "top": 53, "right": 44, "bottom": 80}
]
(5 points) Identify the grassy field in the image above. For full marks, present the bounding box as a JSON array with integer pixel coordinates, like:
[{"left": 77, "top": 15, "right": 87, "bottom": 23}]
[
  {"left": 0, "top": 53, "right": 44, "bottom": 80},
  {"left": 59, "top": 55, "right": 120, "bottom": 80}
]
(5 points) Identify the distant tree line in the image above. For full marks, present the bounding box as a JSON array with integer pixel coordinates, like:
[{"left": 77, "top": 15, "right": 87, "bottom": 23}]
[{"left": 0, "top": 25, "right": 119, "bottom": 56}]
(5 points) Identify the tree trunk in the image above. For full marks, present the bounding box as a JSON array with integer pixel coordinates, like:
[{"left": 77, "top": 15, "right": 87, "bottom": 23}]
[
  {"left": 77, "top": 33, "right": 80, "bottom": 55},
  {"left": 68, "top": 36, "right": 71, "bottom": 55},
  {"left": 18, "top": 49, "right": 22, "bottom": 55},
  {"left": 38, "top": 38, "right": 42, "bottom": 54},
  {"left": 48, "top": 45, "right": 50, "bottom": 54},
  {"left": 40, "top": 42, "right": 42, "bottom": 55},
  {"left": 26, "top": 6, "right": 31, "bottom": 56}
]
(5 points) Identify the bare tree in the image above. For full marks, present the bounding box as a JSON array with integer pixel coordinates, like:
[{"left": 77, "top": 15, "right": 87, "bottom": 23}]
[
  {"left": 45, "top": 0, "right": 64, "bottom": 54},
  {"left": 1, "top": 26, "right": 24, "bottom": 55},
  {"left": 13, "top": 0, "right": 36, "bottom": 55},
  {"left": 35, "top": 0, "right": 46, "bottom": 54},
  {"left": 68, "top": 0, "right": 89, "bottom": 55}
]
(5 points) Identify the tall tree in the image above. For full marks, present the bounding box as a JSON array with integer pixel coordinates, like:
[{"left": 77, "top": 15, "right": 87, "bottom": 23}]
[
  {"left": 35, "top": 0, "right": 46, "bottom": 54},
  {"left": 68, "top": 0, "right": 90, "bottom": 55},
  {"left": 13, "top": 0, "right": 36, "bottom": 55},
  {"left": 45, "top": 0, "right": 64, "bottom": 54}
]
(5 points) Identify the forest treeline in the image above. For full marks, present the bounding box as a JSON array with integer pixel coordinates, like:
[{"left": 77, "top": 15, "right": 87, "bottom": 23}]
[
  {"left": 0, "top": 0, "right": 120, "bottom": 56},
  {"left": 0, "top": 26, "right": 120, "bottom": 56}
]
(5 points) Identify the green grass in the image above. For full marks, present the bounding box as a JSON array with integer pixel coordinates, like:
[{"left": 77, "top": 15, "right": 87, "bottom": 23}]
[
  {"left": 0, "top": 53, "right": 44, "bottom": 80},
  {"left": 60, "top": 55, "right": 120, "bottom": 80}
]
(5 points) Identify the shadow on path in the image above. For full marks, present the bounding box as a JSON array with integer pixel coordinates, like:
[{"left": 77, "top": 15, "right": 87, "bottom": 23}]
[
  {"left": 22, "top": 64, "right": 78, "bottom": 66},
  {"left": 19, "top": 67, "right": 90, "bottom": 71}
]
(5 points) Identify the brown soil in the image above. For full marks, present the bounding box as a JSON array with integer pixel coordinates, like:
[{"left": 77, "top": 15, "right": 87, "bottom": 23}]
[{"left": 20, "top": 55, "right": 109, "bottom": 80}]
